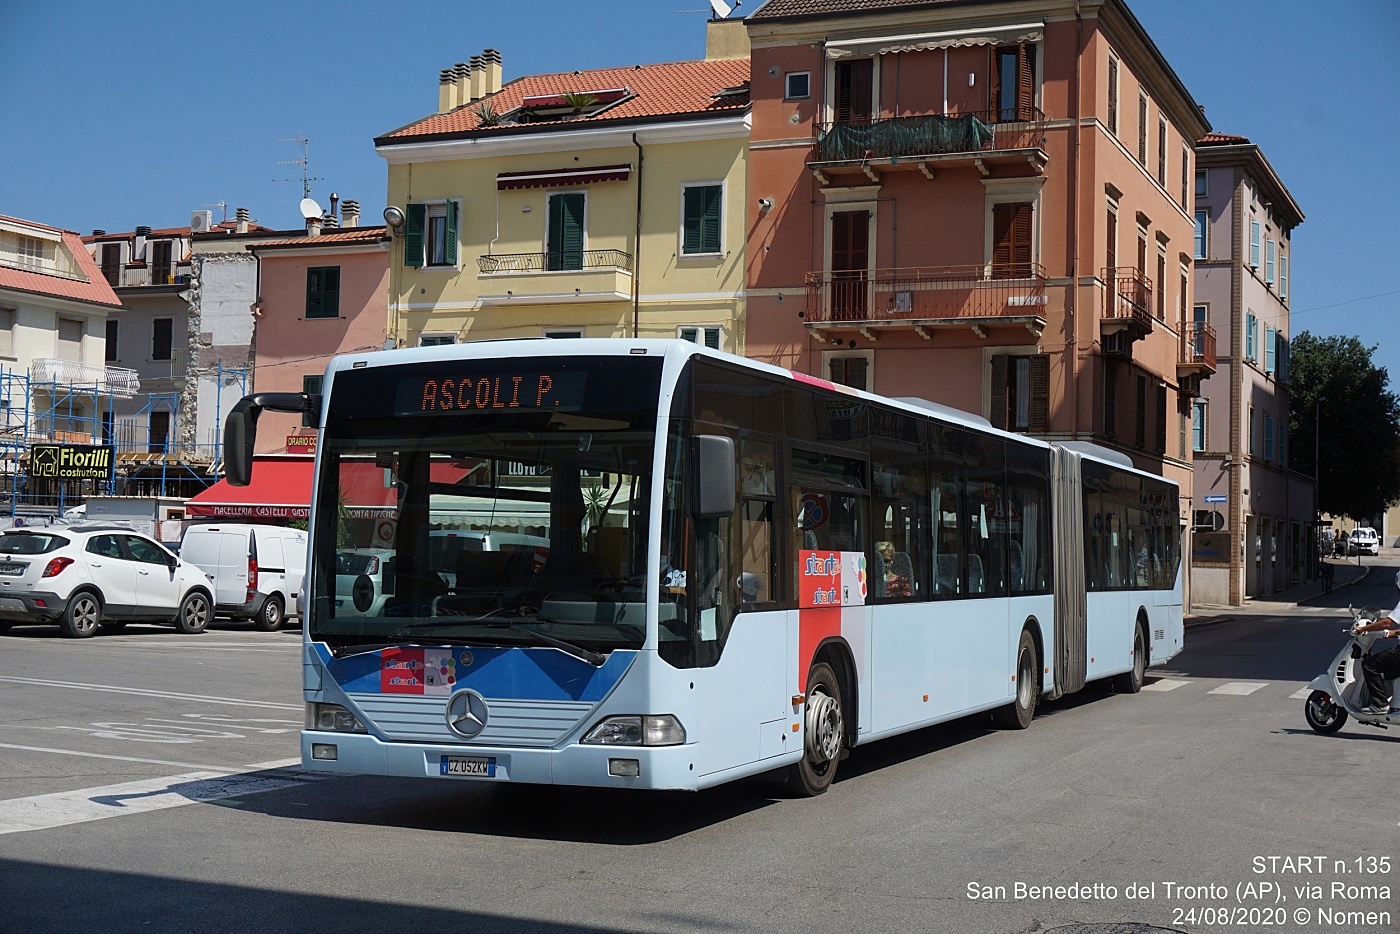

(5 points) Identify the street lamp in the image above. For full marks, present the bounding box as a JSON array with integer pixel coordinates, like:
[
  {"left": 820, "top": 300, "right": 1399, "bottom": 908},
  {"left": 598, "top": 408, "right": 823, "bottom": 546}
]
[{"left": 1315, "top": 396, "right": 1326, "bottom": 575}]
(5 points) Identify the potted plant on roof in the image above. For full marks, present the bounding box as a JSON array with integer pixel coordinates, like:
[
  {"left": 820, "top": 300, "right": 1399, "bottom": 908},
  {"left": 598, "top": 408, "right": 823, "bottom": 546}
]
[
  {"left": 474, "top": 100, "right": 502, "bottom": 127},
  {"left": 561, "top": 91, "right": 599, "bottom": 118}
]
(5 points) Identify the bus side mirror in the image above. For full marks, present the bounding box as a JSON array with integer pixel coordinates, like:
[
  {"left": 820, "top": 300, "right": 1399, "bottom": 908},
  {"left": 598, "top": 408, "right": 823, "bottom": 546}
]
[
  {"left": 693, "top": 434, "right": 735, "bottom": 518},
  {"left": 223, "top": 392, "right": 317, "bottom": 487}
]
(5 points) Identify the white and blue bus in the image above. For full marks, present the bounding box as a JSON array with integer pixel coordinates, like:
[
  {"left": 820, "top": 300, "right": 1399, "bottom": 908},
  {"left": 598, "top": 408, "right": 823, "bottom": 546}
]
[{"left": 225, "top": 339, "right": 1182, "bottom": 795}]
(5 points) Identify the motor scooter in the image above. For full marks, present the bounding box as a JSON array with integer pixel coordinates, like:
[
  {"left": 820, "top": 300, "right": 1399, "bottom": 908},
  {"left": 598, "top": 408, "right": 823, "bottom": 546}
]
[{"left": 1303, "top": 605, "right": 1400, "bottom": 734}]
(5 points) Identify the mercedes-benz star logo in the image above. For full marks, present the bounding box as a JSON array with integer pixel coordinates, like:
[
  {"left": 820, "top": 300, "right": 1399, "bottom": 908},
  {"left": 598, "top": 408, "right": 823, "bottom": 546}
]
[{"left": 444, "top": 690, "right": 489, "bottom": 739}]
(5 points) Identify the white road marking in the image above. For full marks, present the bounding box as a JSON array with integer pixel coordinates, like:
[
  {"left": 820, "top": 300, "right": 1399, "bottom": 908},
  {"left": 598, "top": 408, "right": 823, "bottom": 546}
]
[
  {"left": 0, "top": 676, "right": 300, "bottom": 711},
  {"left": 1209, "top": 682, "right": 1268, "bottom": 696},
  {"left": 1290, "top": 688, "right": 1313, "bottom": 700},
  {"left": 0, "top": 741, "right": 242, "bottom": 772},
  {"left": 0, "top": 766, "right": 328, "bottom": 835},
  {"left": 1142, "top": 678, "right": 1189, "bottom": 692}
]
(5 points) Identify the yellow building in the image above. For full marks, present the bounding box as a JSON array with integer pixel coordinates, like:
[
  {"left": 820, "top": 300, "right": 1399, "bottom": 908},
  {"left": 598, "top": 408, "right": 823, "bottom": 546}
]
[{"left": 375, "top": 23, "right": 750, "bottom": 350}]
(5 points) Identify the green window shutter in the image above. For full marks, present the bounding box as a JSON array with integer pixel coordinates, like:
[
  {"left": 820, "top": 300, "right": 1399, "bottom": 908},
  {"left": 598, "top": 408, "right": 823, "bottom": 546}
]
[
  {"left": 306, "top": 268, "right": 322, "bottom": 318},
  {"left": 404, "top": 203, "right": 425, "bottom": 267},
  {"left": 704, "top": 327, "right": 720, "bottom": 350},
  {"left": 683, "top": 185, "right": 722, "bottom": 254},
  {"left": 306, "top": 267, "right": 340, "bottom": 318},
  {"left": 547, "top": 193, "right": 585, "bottom": 270},
  {"left": 679, "top": 327, "right": 698, "bottom": 343},
  {"left": 301, "top": 375, "right": 324, "bottom": 428},
  {"left": 444, "top": 200, "right": 459, "bottom": 266}
]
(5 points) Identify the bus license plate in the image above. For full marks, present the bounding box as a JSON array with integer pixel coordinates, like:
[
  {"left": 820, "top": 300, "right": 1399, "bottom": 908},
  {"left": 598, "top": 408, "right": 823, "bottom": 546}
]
[{"left": 440, "top": 755, "right": 496, "bottom": 777}]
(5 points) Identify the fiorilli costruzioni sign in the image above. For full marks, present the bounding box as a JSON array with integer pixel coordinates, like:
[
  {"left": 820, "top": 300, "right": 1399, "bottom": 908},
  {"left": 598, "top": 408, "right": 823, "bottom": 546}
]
[{"left": 29, "top": 444, "right": 114, "bottom": 480}]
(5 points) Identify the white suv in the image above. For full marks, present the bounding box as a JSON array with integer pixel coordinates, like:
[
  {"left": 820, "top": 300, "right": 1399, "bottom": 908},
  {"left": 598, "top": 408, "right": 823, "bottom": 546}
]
[
  {"left": 1349, "top": 527, "right": 1380, "bottom": 556},
  {"left": 0, "top": 526, "right": 214, "bottom": 638}
]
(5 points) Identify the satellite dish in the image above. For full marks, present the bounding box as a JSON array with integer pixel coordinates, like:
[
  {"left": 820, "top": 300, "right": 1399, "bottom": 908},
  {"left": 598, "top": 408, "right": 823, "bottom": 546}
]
[
  {"left": 299, "top": 197, "right": 323, "bottom": 220},
  {"left": 709, "top": 0, "right": 733, "bottom": 17}
]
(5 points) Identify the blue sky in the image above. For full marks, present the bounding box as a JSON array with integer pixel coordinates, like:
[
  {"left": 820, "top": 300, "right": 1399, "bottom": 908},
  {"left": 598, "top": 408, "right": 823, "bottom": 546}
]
[{"left": 2, "top": 1, "right": 1396, "bottom": 353}]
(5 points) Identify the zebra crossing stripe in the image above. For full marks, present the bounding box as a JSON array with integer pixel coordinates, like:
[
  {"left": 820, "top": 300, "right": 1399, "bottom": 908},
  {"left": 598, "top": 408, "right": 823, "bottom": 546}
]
[
  {"left": 1142, "top": 679, "right": 1189, "bottom": 692},
  {"left": 1208, "top": 682, "right": 1268, "bottom": 695}
]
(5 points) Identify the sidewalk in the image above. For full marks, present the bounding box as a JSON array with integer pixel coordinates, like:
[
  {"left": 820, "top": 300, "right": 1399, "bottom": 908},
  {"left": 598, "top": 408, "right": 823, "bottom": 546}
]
[{"left": 1187, "top": 558, "right": 1373, "bottom": 625}]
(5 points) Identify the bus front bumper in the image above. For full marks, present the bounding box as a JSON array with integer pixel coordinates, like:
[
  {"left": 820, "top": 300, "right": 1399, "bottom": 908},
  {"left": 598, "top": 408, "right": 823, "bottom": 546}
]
[{"left": 300, "top": 730, "right": 701, "bottom": 791}]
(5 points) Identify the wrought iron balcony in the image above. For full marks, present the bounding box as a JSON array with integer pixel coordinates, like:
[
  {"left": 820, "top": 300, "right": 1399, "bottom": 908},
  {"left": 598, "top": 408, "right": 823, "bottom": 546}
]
[
  {"left": 31, "top": 359, "right": 140, "bottom": 398},
  {"left": 1179, "top": 321, "right": 1218, "bottom": 373},
  {"left": 811, "top": 107, "right": 1047, "bottom": 167},
  {"left": 804, "top": 263, "right": 1047, "bottom": 338},
  {"left": 1101, "top": 267, "right": 1154, "bottom": 335},
  {"left": 477, "top": 250, "right": 632, "bottom": 274}
]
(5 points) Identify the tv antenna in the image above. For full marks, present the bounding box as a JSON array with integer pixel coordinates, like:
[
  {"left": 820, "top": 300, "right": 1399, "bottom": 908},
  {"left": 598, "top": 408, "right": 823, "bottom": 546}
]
[
  {"left": 203, "top": 201, "right": 228, "bottom": 222},
  {"left": 274, "top": 135, "right": 323, "bottom": 199},
  {"left": 676, "top": 0, "right": 739, "bottom": 16}
]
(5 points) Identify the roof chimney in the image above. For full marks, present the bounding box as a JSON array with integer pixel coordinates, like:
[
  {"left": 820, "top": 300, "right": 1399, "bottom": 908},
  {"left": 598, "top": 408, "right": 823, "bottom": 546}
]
[
  {"left": 482, "top": 49, "right": 502, "bottom": 96},
  {"left": 307, "top": 215, "right": 322, "bottom": 237},
  {"left": 341, "top": 199, "right": 361, "bottom": 229},
  {"left": 134, "top": 226, "right": 151, "bottom": 261},
  {"left": 469, "top": 55, "right": 485, "bottom": 102},
  {"left": 706, "top": 18, "right": 750, "bottom": 60},
  {"left": 322, "top": 212, "right": 339, "bottom": 229},
  {"left": 438, "top": 68, "right": 455, "bottom": 113},
  {"left": 92, "top": 229, "right": 106, "bottom": 237},
  {"left": 235, "top": 207, "right": 250, "bottom": 234}
]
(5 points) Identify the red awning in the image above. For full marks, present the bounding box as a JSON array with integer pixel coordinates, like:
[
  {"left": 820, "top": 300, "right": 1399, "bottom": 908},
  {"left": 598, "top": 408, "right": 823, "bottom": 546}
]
[
  {"left": 496, "top": 164, "right": 631, "bottom": 190},
  {"left": 186, "top": 457, "right": 475, "bottom": 520}
]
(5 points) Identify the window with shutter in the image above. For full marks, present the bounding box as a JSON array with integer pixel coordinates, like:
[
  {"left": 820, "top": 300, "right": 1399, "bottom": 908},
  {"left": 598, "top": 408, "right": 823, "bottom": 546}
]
[
  {"left": 100, "top": 243, "right": 120, "bottom": 286},
  {"left": 1180, "top": 144, "right": 1189, "bottom": 208},
  {"left": 58, "top": 317, "right": 83, "bottom": 362},
  {"left": 1155, "top": 383, "right": 1167, "bottom": 454},
  {"left": 151, "top": 317, "right": 172, "bottom": 361},
  {"left": 1279, "top": 255, "right": 1289, "bottom": 299},
  {"left": 830, "top": 210, "right": 870, "bottom": 319},
  {"left": 682, "top": 184, "right": 723, "bottom": 255},
  {"left": 1029, "top": 354, "right": 1049, "bottom": 433},
  {"left": 404, "top": 203, "right": 426, "bottom": 268},
  {"left": 991, "top": 202, "right": 1033, "bottom": 279},
  {"left": 1193, "top": 211, "right": 1207, "bottom": 259},
  {"left": 679, "top": 325, "right": 723, "bottom": 350},
  {"left": 828, "top": 355, "right": 868, "bottom": 391},
  {"left": 1137, "top": 94, "right": 1148, "bottom": 165},
  {"left": 1249, "top": 220, "right": 1261, "bottom": 268},
  {"left": 989, "top": 354, "right": 1008, "bottom": 429},
  {"left": 1155, "top": 250, "right": 1166, "bottom": 319},
  {"left": 105, "top": 319, "right": 118, "bottom": 363},
  {"left": 1157, "top": 118, "right": 1167, "bottom": 187},
  {"left": 1106, "top": 206, "right": 1117, "bottom": 270},
  {"left": 1265, "top": 325, "right": 1275, "bottom": 372},
  {"left": 1245, "top": 312, "right": 1256, "bottom": 361},
  {"left": 1135, "top": 374, "right": 1147, "bottom": 448},
  {"left": 1265, "top": 238, "right": 1275, "bottom": 284},
  {"left": 306, "top": 266, "right": 340, "bottom": 319},
  {"left": 148, "top": 411, "right": 170, "bottom": 454},
  {"left": 1264, "top": 414, "right": 1274, "bottom": 461},
  {"left": 1104, "top": 360, "right": 1118, "bottom": 439},
  {"left": 1192, "top": 400, "right": 1206, "bottom": 451},
  {"left": 834, "top": 58, "right": 873, "bottom": 125},
  {"left": 1107, "top": 57, "right": 1119, "bottom": 135},
  {"left": 547, "top": 192, "right": 586, "bottom": 271}
]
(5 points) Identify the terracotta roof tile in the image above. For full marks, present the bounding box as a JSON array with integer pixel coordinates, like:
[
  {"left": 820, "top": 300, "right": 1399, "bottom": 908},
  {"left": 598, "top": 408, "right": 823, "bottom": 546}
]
[
  {"left": 381, "top": 58, "right": 749, "bottom": 143},
  {"left": 749, "top": 0, "right": 967, "bottom": 19},
  {"left": 1197, "top": 132, "right": 1251, "bottom": 146},
  {"left": 248, "top": 227, "right": 389, "bottom": 249},
  {"left": 0, "top": 215, "right": 121, "bottom": 308}
]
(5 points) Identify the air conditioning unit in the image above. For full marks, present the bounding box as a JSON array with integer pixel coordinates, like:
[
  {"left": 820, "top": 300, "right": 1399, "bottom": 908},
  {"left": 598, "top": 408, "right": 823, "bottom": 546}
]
[
  {"left": 1102, "top": 331, "right": 1135, "bottom": 360},
  {"left": 1179, "top": 373, "right": 1203, "bottom": 397},
  {"left": 190, "top": 210, "right": 213, "bottom": 233}
]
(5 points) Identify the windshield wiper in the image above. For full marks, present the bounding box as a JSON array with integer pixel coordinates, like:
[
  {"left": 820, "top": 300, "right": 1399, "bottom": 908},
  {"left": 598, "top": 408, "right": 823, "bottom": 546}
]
[{"left": 502, "top": 621, "right": 605, "bottom": 667}]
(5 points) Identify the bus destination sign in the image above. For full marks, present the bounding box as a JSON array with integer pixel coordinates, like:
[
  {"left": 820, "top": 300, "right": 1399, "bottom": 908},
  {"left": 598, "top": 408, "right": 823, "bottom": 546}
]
[{"left": 396, "top": 371, "right": 587, "bottom": 415}]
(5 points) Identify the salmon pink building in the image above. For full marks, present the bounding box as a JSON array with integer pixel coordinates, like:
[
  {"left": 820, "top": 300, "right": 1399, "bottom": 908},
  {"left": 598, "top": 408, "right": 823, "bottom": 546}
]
[{"left": 743, "top": 0, "right": 1211, "bottom": 533}]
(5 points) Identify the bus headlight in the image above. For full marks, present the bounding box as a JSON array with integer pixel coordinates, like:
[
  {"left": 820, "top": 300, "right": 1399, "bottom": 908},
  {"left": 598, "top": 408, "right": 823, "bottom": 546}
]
[
  {"left": 306, "top": 703, "right": 367, "bottom": 734},
  {"left": 582, "top": 714, "right": 685, "bottom": 746}
]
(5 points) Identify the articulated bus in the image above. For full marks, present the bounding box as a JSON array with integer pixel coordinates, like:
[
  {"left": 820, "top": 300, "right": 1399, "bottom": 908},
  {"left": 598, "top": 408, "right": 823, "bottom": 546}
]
[{"left": 225, "top": 339, "right": 1182, "bottom": 796}]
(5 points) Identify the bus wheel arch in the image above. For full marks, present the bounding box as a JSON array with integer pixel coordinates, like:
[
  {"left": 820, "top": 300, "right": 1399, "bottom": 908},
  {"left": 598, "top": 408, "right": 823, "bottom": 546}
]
[
  {"left": 786, "top": 639, "right": 855, "bottom": 797},
  {"left": 1112, "top": 610, "right": 1150, "bottom": 694},
  {"left": 992, "top": 625, "right": 1040, "bottom": 730},
  {"left": 813, "top": 638, "right": 858, "bottom": 750},
  {"left": 1021, "top": 616, "right": 1045, "bottom": 695}
]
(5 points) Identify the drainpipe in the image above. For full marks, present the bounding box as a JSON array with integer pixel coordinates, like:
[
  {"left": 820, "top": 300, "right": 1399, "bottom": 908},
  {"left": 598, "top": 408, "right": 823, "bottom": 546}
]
[
  {"left": 632, "top": 133, "right": 644, "bottom": 338},
  {"left": 1069, "top": 1, "right": 1082, "bottom": 437}
]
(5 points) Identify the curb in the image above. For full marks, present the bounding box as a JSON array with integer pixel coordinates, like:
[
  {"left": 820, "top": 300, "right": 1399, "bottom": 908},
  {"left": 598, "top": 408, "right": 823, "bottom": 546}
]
[{"left": 1185, "top": 565, "right": 1374, "bottom": 624}]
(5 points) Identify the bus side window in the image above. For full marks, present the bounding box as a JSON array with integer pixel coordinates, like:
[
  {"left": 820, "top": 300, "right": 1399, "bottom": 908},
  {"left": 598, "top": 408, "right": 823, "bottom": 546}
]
[{"left": 740, "top": 439, "right": 776, "bottom": 609}]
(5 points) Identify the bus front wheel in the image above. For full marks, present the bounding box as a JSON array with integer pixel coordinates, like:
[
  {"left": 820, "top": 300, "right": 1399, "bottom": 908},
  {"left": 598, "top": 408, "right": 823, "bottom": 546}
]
[
  {"left": 786, "top": 661, "right": 844, "bottom": 797},
  {"left": 993, "top": 630, "right": 1038, "bottom": 729}
]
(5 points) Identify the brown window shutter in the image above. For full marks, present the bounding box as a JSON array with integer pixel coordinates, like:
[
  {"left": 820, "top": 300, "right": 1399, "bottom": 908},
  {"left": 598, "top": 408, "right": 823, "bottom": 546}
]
[
  {"left": 1104, "top": 361, "right": 1117, "bottom": 439},
  {"left": 1106, "top": 209, "right": 1116, "bottom": 271},
  {"left": 1156, "top": 252, "right": 1166, "bottom": 319},
  {"left": 1155, "top": 384, "right": 1168, "bottom": 453},
  {"left": 1137, "top": 232, "right": 1147, "bottom": 275},
  {"left": 1029, "top": 354, "right": 1050, "bottom": 433},
  {"left": 837, "top": 59, "right": 873, "bottom": 124},
  {"left": 988, "top": 46, "right": 1000, "bottom": 118},
  {"left": 1138, "top": 95, "right": 1148, "bottom": 165},
  {"left": 1135, "top": 374, "right": 1147, "bottom": 448},
  {"left": 1017, "top": 44, "right": 1035, "bottom": 120},
  {"left": 1107, "top": 58, "right": 1118, "bottom": 134},
  {"left": 990, "top": 354, "right": 1008, "bottom": 430},
  {"left": 992, "top": 202, "right": 1033, "bottom": 279}
]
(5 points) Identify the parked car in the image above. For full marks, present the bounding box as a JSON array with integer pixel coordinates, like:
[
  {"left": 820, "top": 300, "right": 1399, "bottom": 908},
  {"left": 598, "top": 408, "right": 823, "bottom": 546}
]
[
  {"left": 1348, "top": 527, "right": 1380, "bottom": 556},
  {"left": 335, "top": 548, "right": 396, "bottom": 617},
  {"left": 0, "top": 526, "right": 213, "bottom": 638},
  {"left": 179, "top": 524, "right": 306, "bottom": 630}
]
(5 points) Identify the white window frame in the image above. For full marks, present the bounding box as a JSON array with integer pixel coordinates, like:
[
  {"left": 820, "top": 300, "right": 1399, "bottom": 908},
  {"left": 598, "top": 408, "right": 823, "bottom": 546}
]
[
  {"left": 1193, "top": 210, "right": 1207, "bottom": 260},
  {"left": 678, "top": 180, "right": 726, "bottom": 259},
  {"left": 982, "top": 177, "right": 1046, "bottom": 276},
  {"left": 824, "top": 55, "right": 880, "bottom": 126},
  {"left": 1279, "top": 254, "right": 1289, "bottom": 300},
  {"left": 677, "top": 324, "right": 724, "bottom": 351},
  {"left": 1192, "top": 399, "right": 1206, "bottom": 452},
  {"left": 1265, "top": 238, "right": 1276, "bottom": 284},
  {"left": 822, "top": 348, "right": 874, "bottom": 392},
  {"left": 1195, "top": 169, "right": 1208, "bottom": 198},
  {"left": 418, "top": 332, "right": 456, "bottom": 347},
  {"left": 1249, "top": 219, "right": 1261, "bottom": 268},
  {"left": 785, "top": 71, "right": 811, "bottom": 101}
]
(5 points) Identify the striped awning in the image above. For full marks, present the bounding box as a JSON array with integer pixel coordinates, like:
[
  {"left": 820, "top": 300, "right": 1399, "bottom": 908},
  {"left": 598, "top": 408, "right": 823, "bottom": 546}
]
[
  {"left": 496, "top": 164, "right": 632, "bottom": 191},
  {"left": 827, "top": 22, "right": 1043, "bottom": 58}
]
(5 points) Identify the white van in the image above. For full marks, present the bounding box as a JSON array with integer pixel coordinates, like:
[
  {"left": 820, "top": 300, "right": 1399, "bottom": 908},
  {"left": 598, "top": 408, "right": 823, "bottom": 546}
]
[{"left": 180, "top": 524, "right": 307, "bottom": 630}]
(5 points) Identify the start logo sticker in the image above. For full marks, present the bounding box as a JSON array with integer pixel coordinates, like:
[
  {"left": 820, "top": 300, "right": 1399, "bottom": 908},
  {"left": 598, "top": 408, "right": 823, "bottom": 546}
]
[
  {"left": 381, "top": 648, "right": 425, "bottom": 694},
  {"left": 798, "top": 550, "right": 867, "bottom": 609}
]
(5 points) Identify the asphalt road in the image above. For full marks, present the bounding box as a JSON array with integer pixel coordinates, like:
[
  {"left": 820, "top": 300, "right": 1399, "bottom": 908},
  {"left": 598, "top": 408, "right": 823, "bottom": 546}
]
[{"left": 0, "top": 585, "right": 1395, "bottom": 934}]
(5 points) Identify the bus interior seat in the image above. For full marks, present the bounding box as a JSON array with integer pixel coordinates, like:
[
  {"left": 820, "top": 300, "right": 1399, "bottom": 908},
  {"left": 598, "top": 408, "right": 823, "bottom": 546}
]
[
  {"left": 1009, "top": 540, "right": 1023, "bottom": 591},
  {"left": 935, "top": 555, "right": 959, "bottom": 594},
  {"left": 891, "top": 552, "right": 914, "bottom": 592},
  {"left": 871, "top": 550, "right": 887, "bottom": 598},
  {"left": 967, "top": 553, "right": 985, "bottom": 594}
]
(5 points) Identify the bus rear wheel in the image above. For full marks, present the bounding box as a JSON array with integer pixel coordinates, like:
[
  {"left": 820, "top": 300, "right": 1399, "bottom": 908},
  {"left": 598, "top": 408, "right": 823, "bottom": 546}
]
[
  {"left": 993, "top": 630, "right": 1038, "bottom": 730},
  {"left": 1112, "top": 623, "right": 1148, "bottom": 694},
  {"left": 786, "top": 661, "right": 844, "bottom": 797}
]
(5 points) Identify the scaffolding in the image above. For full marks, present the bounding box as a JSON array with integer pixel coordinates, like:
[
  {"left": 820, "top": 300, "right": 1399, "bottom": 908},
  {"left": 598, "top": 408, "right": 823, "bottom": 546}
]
[{"left": 0, "top": 360, "right": 248, "bottom": 518}]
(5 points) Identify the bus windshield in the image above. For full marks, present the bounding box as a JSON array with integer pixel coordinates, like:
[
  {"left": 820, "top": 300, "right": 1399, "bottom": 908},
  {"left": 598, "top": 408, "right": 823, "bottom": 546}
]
[{"left": 306, "top": 355, "right": 663, "bottom": 657}]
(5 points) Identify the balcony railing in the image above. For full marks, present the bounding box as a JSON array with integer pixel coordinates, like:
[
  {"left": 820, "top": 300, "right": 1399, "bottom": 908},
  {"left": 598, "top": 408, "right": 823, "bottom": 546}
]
[
  {"left": 30, "top": 359, "right": 140, "bottom": 398},
  {"left": 477, "top": 250, "right": 633, "bottom": 274},
  {"left": 1101, "top": 267, "right": 1154, "bottom": 332},
  {"left": 1180, "top": 321, "right": 1218, "bottom": 371},
  {"left": 805, "top": 264, "right": 1047, "bottom": 324},
  {"left": 0, "top": 243, "right": 87, "bottom": 281},
  {"left": 812, "top": 107, "right": 1046, "bottom": 164}
]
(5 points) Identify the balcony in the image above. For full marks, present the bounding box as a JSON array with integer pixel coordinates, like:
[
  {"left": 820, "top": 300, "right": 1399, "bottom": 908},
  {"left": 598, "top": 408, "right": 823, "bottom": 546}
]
[
  {"left": 476, "top": 250, "right": 633, "bottom": 306},
  {"left": 1177, "top": 322, "right": 1217, "bottom": 397},
  {"left": 31, "top": 359, "right": 140, "bottom": 398},
  {"left": 803, "top": 264, "right": 1047, "bottom": 341},
  {"left": 809, "top": 108, "right": 1047, "bottom": 185},
  {"left": 1101, "top": 267, "right": 1154, "bottom": 335},
  {"left": 0, "top": 243, "right": 87, "bottom": 282},
  {"left": 107, "top": 261, "right": 192, "bottom": 289}
]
